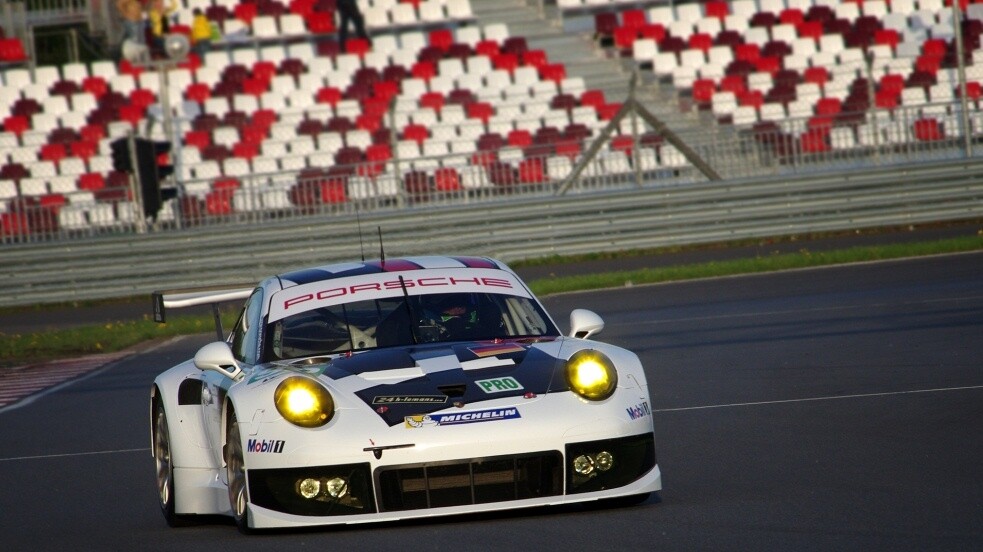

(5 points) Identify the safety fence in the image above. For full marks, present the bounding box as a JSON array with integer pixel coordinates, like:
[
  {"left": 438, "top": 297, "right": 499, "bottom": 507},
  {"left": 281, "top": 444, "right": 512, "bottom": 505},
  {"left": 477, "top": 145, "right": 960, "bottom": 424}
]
[
  {"left": 2, "top": 93, "right": 982, "bottom": 246},
  {"left": 2, "top": 153, "right": 982, "bottom": 308}
]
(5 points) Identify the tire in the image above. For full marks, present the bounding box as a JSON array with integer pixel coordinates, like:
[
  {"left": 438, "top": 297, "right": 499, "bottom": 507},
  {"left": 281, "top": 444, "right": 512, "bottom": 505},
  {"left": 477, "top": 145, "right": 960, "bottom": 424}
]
[
  {"left": 154, "top": 402, "right": 193, "bottom": 527},
  {"left": 226, "top": 409, "right": 252, "bottom": 534}
]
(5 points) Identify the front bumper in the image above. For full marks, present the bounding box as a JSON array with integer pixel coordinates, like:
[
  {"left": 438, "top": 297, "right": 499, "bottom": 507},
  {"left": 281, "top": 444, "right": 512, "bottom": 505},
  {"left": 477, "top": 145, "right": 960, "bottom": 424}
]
[{"left": 245, "top": 432, "right": 659, "bottom": 527}]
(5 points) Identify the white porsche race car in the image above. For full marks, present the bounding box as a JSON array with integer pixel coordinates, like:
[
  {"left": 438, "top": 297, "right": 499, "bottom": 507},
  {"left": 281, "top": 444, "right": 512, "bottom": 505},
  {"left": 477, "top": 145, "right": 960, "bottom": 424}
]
[{"left": 150, "top": 256, "right": 661, "bottom": 532}]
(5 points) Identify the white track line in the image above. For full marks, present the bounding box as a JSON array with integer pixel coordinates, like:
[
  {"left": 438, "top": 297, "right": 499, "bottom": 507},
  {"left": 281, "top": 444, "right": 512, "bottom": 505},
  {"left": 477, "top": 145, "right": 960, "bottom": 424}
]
[
  {"left": 654, "top": 384, "right": 983, "bottom": 412},
  {"left": 0, "top": 448, "right": 148, "bottom": 462},
  {"left": 5, "top": 386, "right": 980, "bottom": 463}
]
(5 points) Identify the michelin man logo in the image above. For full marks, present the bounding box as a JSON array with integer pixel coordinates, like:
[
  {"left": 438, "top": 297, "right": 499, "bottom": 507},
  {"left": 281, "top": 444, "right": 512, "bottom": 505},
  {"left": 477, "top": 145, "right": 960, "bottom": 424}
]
[{"left": 404, "top": 414, "right": 437, "bottom": 428}]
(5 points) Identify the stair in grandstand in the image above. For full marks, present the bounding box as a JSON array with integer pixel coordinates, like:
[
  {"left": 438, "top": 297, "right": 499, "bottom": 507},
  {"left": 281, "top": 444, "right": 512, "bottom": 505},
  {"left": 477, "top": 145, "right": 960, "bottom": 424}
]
[{"left": 471, "top": 0, "right": 762, "bottom": 179}]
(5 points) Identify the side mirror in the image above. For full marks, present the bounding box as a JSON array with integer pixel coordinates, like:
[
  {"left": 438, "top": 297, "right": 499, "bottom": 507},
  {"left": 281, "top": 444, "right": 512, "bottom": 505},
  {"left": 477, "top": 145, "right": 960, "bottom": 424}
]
[
  {"left": 569, "top": 309, "right": 604, "bottom": 339},
  {"left": 194, "top": 341, "right": 244, "bottom": 381}
]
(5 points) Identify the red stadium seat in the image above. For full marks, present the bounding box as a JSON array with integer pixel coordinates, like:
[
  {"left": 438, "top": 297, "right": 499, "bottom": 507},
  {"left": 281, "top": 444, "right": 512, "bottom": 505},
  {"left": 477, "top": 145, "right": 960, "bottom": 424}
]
[
  {"left": 518, "top": 158, "right": 545, "bottom": 184},
  {"left": 234, "top": 3, "right": 257, "bottom": 24},
  {"left": 780, "top": 9, "right": 804, "bottom": 26},
  {"left": 419, "top": 91, "right": 444, "bottom": 112},
  {"left": 800, "top": 128, "right": 829, "bottom": 153},
  {"left": 610, "top": 135, "right": 634, "bottom": 156},
  {"left": 639, "top": 24, "right": 666, "bottom": 42},
  {"left": 0, "top": 38, "right": 28, "bottom": 62},
  {"left": 540, "top": 63, "right": 566, "bottom": 83},
  {"left": 705, "top": 1, "right": 729, "bottom": 19},
  {"left": 507, "top": 129, "right": 532, "bottom": 148},
  {"left": 913, "top": 119, "right": 944, "bottom": 141},
  {"left": 738, "top": 90, "right": 764, "bottom": 109},
  {"left": 78, "top": 172, "right": 106, "bottom": 191},
  {"left": 40, "top": 143, "right": 67, "bottom": 163},
  {"left": 467, "top": 102, "right": 494, "bottom": 123},
  {"left": 402, "top": 124, "right": 429, "bottom": 145},
  {"left": 316, "top": 86, "right": 342, "bottom": 105},
  {"left": 692, "top": 79, "right": 716, "bottom": 105},
  {"left": 720, "top": 75, "right": 746, "bottom": 95},
  {"left": 434, "top": 168, "right": 461, "bottom": 191},
  {"left": 70, "top": 140, "right": 97, "bottom": 160},
  {"left": 688, "top": 33, "right": 713, "bottom": 53},
  {"left": 308, "top": 12, "right": 335, "bottom": 34},
  {"left": 622, "top": 9, "right": 647, "bottom": 29},
  {"left": 205, "top": 189, "right": 235, "bottom": 216},
  {"left": 815, "top": 98, "right": 841, "bottom": 116},
  {"left": 430, "top": 29, "right": 454, "bottom": 50}
]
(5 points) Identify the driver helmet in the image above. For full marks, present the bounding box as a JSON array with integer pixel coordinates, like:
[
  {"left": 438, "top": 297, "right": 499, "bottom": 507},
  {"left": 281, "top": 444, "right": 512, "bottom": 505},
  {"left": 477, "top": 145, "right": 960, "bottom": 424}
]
[{"left": 434, "top": 294, "right": 478, "bottom": 332}]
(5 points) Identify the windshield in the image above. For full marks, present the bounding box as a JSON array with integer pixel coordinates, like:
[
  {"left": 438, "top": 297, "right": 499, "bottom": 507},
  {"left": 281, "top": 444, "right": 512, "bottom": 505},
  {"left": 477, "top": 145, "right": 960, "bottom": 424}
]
[{"left": 267, "top": 292, "right": 559, "bottom": 360}]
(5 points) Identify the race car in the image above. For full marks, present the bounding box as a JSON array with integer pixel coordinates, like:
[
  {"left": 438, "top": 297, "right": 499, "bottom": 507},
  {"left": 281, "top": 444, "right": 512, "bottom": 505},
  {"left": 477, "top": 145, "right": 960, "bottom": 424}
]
[{"left": 150, "top": 256, "right": 661, "bottom": 532}]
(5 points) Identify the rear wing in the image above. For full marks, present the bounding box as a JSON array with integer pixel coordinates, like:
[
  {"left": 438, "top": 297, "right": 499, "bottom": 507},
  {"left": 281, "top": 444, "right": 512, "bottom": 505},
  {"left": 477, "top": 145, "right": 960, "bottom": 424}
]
[{"left": 152, "top": 286, "right": 254, "bottom": 341}]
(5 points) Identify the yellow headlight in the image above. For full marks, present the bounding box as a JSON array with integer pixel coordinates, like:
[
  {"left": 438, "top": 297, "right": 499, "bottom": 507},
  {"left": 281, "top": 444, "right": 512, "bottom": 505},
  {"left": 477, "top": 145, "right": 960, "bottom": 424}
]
[
  {"left": 565, "top": 350, "right": 618, "bottom": 401},
  {"left": 274, "top": 376, "right": 335, "bottom": 428}
]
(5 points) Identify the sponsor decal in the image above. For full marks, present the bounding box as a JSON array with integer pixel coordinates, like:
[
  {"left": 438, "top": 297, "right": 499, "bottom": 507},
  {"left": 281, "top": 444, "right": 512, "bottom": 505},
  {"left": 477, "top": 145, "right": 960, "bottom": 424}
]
[
  {"left": 469, "top": 343, "right": 526, "bottom": 358},
  {"left": 475, "top": 376, "right": 524, "bottom": 394},
  {"left": 404, "top": 407, "right": 521, "bottom": 428},
  {"left": 270, "top": 268, "right": 530, "bottom": 322},
  {"left": 281, "top": 276, "right": 513, "bottom": 311},
  {"left": 372, "top": 395, "right": 448, "bottom": 405},
  {"left": 626, "top": 401, "right": 651, "bottom": 421},
  {"left": 247, "top": 439, "right": 285, "bottom": 454}
]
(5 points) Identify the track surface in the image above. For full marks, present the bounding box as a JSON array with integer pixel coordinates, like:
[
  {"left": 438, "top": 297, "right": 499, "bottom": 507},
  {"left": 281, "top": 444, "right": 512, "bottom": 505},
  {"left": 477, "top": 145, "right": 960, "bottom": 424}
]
[{"left": 1, "top": 253, "right": 981, "bottom": 551}]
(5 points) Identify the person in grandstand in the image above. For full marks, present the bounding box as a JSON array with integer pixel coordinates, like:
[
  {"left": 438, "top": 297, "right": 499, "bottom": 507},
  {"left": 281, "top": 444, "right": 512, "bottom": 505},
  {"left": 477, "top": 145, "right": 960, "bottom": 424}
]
[
  {"left": 190, "top": 8, "right": 214, "bottom": 57},
  {"left": 148, "top": 0, "right": 177, "bottom": 56},
  {"left": 116, "top": 0, "right": 146, "bottom": 47},
  {"left": 336, "top": 0, "right": 370, "bottom": 52}
]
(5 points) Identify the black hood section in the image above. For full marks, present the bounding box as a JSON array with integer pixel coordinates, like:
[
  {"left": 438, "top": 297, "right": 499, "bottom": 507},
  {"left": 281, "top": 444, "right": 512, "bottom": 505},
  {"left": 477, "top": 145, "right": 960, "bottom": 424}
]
[{"left": 333, "top": 340, "right": 565, "bottom": 427}]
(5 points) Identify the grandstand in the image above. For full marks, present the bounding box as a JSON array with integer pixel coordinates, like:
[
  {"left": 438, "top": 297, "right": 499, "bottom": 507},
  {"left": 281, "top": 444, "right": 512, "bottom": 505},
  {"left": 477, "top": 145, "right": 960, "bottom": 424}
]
[{"left": 2, "top": 0, "right": 983, "bottom": 244}]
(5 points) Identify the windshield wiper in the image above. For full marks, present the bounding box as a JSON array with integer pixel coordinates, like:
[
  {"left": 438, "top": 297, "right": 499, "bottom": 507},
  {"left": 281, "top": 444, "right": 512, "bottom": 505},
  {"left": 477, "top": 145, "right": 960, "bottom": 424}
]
[
  {"left": 398, "top": 275, "right": 419, "bottom": 345},
  {"left": 340, "top": 303, "right": 356, "bottom": 352}
]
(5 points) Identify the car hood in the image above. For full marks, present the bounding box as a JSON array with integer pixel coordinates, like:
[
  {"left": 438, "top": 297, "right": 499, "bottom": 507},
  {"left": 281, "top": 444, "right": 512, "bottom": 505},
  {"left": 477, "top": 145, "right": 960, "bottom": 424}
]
[{"left": 318, "top": 339, "right": 569, "bottom": 427}]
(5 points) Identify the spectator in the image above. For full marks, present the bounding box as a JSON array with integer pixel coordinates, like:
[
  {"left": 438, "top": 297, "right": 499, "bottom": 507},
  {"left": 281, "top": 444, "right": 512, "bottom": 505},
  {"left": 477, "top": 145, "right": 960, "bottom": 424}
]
[
  {"left": 336, "top": 0, "right": 370, "bottom": 53},
  {"left": 116, "top": 0, "right": 146, "bottom": 47},
  {"left": 148, "top": 0, "right": 177, "bottom": 56},
  {"left": 190, "top": 8, "right": 215, "bottom": 57}
]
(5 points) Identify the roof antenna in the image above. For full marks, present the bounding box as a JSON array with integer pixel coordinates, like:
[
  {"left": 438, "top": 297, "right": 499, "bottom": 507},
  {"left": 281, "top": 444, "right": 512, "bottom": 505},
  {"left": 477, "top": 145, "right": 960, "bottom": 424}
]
[
  {"left": 378, "top": 226, "right": 385, "bottom": 262},
  {"left": 355, "top": 205, "right": 365, "bottom": 262}
]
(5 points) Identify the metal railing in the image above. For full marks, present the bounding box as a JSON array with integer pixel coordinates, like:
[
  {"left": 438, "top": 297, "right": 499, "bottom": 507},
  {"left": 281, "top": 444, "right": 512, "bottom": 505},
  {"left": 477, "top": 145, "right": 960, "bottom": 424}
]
[
  {"left": 2, "top": 153, "right": 982, "bottom": 308},
  {"left": 1, "top": 96, "right": 981, "bottom": 246}
]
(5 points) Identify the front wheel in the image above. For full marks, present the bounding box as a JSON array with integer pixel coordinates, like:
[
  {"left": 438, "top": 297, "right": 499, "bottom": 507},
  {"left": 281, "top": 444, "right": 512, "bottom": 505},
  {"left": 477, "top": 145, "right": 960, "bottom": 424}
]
[
  {"left": 154, "top": 402, "right": 193, "bottom": 527},
  {"left": 226, "top": 409, "right": 252, "bottom": 533}
]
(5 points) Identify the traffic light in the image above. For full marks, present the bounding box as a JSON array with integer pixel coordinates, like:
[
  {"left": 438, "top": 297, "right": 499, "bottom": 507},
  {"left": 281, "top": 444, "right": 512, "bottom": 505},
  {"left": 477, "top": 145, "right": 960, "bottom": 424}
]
[
  {"left": 134, "top": 138, "right": 173, "bottom": 219},
  {"left": 110, "top": 138, "right": 174, "bottom": 219},
  {"left": 110, "top": 138, "right": 131, "bottom": 172}
]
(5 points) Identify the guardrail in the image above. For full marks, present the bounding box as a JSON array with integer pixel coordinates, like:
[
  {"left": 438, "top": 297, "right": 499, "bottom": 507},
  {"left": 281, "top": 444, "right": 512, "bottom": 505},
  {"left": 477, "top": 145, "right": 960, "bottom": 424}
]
[{"left": 2, "top": 156, "right": 981, "bottom": 308}]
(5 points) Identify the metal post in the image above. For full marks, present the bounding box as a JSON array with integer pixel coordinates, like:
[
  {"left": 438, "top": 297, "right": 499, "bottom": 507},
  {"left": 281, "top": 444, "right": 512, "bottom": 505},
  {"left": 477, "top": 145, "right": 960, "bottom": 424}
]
[
  {"left": 156, "top": 60, "right": 185, "bottom": 230},
  {"left": 865, "top": 51, "right": 881, "bottom": 163},
  {"left": 953, "top": 3, "right": 972, "bottom": 157},
  {"left": 126, "top": 130, "right": 148, "bottom": 234},
  {"left": 389, "top": 96, "right": 404, "bottom": 207},
  {"left": 629, "top": 70, "right": 643, "bottom": 188}
]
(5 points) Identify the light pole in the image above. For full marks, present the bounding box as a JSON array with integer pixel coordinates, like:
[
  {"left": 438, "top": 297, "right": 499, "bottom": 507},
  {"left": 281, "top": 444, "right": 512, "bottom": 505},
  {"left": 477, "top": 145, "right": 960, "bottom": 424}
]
[{"left": 126, "top": 33, "right": 190, "bottom": 229}]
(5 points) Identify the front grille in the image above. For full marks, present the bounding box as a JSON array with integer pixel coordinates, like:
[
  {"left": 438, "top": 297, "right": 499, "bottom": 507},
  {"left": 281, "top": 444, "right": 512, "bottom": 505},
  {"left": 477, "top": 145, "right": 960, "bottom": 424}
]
[{"left": 376, "top": 451, "right": 563, "bottom": 512}]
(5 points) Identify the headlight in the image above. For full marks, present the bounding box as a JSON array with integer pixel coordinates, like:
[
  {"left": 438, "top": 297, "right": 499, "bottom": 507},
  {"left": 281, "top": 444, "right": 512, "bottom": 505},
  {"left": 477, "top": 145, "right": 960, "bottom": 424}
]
[
  {"left": 565, "top": 349, "right": 618, "bottom": 401},
  {"left": 274, "top": 376, "right": 335, "bottom": 428}
]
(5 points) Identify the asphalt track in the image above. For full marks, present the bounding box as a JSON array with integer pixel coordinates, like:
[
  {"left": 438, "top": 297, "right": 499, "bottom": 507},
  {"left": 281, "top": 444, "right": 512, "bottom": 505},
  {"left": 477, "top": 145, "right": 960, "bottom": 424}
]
[{"left": 0, "top": 252, "right": 981, "bottom": 551}]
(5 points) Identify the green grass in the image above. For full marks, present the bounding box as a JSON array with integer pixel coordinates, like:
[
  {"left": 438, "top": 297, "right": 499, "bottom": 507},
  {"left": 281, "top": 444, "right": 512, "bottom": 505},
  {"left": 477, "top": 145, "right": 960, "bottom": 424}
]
[
  {"left": 1, "top": 233, "right": 981, "bottom": 368},
  {"left": 524, "top": 235, "right": 983, "bottom": 296},
  {"left": 0, "top": 312, "right": 239, "bottom": 368}
]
